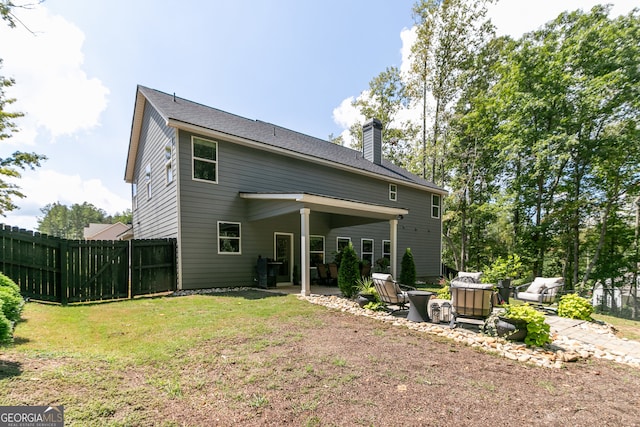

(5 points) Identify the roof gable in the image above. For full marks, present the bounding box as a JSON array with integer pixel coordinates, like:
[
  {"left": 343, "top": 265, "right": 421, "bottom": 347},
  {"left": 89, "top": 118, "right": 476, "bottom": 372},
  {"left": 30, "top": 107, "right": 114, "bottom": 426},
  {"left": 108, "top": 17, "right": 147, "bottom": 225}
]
[{"left": 125, "top": 85, "right": 446, "bottom": 194}]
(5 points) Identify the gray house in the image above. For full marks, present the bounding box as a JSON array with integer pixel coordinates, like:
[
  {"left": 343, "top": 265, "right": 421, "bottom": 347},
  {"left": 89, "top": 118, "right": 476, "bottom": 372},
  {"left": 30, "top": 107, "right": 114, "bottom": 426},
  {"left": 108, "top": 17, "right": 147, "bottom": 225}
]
[{"left": 124, "top": 85, "right": 446, "bottom": 294}]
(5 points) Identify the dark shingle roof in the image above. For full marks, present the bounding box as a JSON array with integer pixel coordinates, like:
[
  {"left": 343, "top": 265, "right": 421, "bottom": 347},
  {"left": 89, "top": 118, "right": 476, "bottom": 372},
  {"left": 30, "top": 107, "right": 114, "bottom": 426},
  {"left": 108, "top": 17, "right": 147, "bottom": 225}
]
[{"left": 138, "top": 85, "right": 445, "bottom": 193}]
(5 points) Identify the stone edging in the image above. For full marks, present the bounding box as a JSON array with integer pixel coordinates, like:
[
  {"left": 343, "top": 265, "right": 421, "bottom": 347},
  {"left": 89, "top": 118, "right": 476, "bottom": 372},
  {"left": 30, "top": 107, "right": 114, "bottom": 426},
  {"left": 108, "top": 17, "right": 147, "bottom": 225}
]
[{"left": 299, "top": 294, "right": 640, "bottom": 370}]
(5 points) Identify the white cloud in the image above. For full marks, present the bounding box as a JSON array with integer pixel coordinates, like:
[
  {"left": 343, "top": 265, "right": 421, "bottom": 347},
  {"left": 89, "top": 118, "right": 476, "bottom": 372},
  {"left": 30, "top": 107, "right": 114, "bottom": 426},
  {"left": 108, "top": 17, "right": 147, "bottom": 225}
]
[
  {"left": 2, "top": 169, "right": 130, "bottom": 231},
  {"left": 0, "top": 5, "right": 109, "bottom": 143},
  {"left": 487, "top": 0, "right": 639, "bottom": 39}
]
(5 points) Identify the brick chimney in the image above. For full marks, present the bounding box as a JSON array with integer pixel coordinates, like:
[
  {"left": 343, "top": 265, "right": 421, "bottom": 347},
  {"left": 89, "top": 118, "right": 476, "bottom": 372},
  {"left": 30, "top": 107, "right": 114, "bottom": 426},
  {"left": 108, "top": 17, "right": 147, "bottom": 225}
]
[{"left": 362, "top": 118, "right": 382, "bottom": 165}]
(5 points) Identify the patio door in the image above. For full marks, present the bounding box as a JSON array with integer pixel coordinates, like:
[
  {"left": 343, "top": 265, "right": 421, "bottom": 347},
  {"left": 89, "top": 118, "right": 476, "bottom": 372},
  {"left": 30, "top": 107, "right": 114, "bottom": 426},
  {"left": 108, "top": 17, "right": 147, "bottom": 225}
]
[{"left": 274, "top": 233, "right": 293, "bottom": 284}]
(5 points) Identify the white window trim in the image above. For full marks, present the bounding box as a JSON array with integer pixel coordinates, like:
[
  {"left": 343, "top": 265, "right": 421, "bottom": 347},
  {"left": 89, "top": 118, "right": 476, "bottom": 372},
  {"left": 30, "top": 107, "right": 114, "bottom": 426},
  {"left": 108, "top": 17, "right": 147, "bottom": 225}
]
[
  {"left": 389, "top": 183, "right": 397, "bottom": 202},
  {"left": 217, "top": 221, "right": 241, "bottom": 255},
  {"left": 165, "top": 142, "right": 173, "bottom": 185},
  {"left": 192, "top": 136, "right": 218, "bottom": 184},
  {"left": 145, "top": 163, "right": 152, "bottom": 200},
  {"left": 310, "top": 235, "right": 325, "bottom": 264},
  {"left": 361, "top": 238, "right": 374, "bottom": 263},
  {"left": 382, "top": 240, "right": 391, "bottom": 260},
  {"left": 132, "top": 182, "right": 138, "bottom": 210},
  {"left": 432, "top": 194, "right": 441, "bottom": 219},
  {"left": 337, "top": 236, "right": 351, "bottom": 252}
]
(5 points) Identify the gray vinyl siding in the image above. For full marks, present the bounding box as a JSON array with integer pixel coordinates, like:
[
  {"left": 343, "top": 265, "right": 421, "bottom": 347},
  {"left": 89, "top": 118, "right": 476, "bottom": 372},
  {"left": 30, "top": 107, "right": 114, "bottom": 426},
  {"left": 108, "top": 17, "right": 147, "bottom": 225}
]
[
  {"left": 131, "top": 104, "right": 178, "bottom": 240},
  {"left": 177, "top": 129, "right": 442, "bottom": 289}
]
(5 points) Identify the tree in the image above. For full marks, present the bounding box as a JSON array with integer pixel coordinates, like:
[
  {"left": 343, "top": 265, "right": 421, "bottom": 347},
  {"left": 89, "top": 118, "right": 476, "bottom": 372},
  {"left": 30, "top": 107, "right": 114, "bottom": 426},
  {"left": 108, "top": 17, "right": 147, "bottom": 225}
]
[
  {"left": 408, "top": 0, "right": 495, "bottom": 184},
  {"left": 37, "top": 202, "right": 117, "bottom": 239},
  {"left": 0, "top": 1, "right": 46, "bottom": 216},
  {"left": 350, "top": 66, "right": 417, "bottom": 171},
  {"left": 400, "top": 248, "right": 416, "bottom": 288},
  {"left": 337, "top": 242, "right": 360, "bottom": 298}
]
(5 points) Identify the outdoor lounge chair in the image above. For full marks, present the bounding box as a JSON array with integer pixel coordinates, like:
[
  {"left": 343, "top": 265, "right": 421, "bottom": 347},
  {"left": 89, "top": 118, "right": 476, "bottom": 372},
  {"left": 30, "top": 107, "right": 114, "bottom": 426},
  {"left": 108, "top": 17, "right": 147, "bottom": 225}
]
[
  {"left": 449, "top": 280, "right": 494, "bottom": 328},
  {"left": 513, "top": 277, "right": 564, "bottom": 306},
  {"left": 328, "top": 263, "right": 339, "bottom": 285},
  {"left": 371, "top": 273, "right": 415, "bottom": 312},
  {"left": 450, "top": 271, "right": 483, "bottom": 285}
]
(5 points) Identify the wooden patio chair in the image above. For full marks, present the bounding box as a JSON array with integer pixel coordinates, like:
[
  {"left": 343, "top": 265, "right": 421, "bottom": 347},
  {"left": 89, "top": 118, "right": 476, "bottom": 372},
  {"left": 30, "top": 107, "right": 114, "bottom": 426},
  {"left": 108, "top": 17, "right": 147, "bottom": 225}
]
[{"left": 371, "top": 273, "right": 415, "bottom": 313}]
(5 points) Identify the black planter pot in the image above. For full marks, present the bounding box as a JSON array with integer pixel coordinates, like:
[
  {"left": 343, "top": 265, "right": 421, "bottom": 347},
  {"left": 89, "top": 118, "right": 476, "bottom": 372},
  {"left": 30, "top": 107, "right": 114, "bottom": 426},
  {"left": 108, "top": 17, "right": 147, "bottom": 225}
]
[
  {"left": 357, "top": 293, "right": 376, "bottom": 307},
  {"left": 496, "top": 316, "right": 528, "bottom": 341}
]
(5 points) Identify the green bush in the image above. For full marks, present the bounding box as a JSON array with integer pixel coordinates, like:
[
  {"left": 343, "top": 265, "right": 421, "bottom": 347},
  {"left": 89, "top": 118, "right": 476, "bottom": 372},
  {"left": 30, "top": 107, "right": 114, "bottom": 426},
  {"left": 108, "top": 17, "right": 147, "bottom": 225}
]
[
  {"left": 399, "top": 248, "right": 416, "bottom": 288},
  {"left": 481, "top": 254, "right": 524, "bottom": 284},
  {"left": 501, "top": 304, "right": 551, "bottom": 347},
  {"left": 337, "top": 243, "right": 360, "bottom": 298},
  {"left": 558, "top": 293, "right": 593, "bottom": 320},
  {"left": 0, "top": 300, "right": 12, "bottom": 345},
  {"left": 0, "top": 273, "right": 24, "bottom": 324}
]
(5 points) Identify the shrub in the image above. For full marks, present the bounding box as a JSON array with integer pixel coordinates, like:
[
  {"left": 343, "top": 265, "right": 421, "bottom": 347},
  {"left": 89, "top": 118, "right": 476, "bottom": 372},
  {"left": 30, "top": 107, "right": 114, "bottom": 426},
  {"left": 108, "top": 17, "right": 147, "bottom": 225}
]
[
  {"left": 337, "top": 243, "right": 360, "bottom": 298},
  {"left": 481, "top": 254, "right": 524, "bottom": 284},
  {"left": 501, "top": 304, "right": 551, "bottom": 347},
  {"left": 0, "top": 273, "right": 24, "bottom": 324},
  {"left": 0, "top": 300, "right": 12, "bottom": 345},
  {"left": 558, "top": 293, "right": 593, "bottom": 320},
  {"left": 399, "top": 248, "right": 416, "bottom": 288},
  {"left": 436, "top": 277, "right": 451, "bottom": 299}
]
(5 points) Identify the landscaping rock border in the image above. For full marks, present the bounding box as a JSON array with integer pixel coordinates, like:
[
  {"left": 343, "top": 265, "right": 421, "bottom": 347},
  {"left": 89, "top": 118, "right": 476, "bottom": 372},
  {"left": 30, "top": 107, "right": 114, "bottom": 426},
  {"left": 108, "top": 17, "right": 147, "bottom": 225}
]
[{"left": 299, "top": 293, "right": 640, "bottom": 370}]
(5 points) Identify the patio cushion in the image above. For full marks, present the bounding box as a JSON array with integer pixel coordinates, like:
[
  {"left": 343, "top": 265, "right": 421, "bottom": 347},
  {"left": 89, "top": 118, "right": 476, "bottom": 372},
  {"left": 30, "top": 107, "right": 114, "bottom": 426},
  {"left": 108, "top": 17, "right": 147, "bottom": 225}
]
[
  {"left": 457, "top": 271, "right": 483, "bottom": 282},
  {"left": 527, "top": 277, "right": 563, "bottom": 294}
]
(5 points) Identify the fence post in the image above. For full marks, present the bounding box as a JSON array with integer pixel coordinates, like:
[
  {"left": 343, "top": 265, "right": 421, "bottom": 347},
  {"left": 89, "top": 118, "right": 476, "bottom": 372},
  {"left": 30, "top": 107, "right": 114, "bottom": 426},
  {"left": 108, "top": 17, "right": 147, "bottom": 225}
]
[{"left": 59, "top": 239, "right": 68, "bottom": 305}]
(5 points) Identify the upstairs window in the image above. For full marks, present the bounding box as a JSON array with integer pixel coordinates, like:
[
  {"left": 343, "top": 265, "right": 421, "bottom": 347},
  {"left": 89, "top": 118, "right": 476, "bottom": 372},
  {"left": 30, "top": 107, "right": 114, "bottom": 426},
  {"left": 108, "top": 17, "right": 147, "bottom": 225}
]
[
  {"left": 389, "top": 183, "right": 397, "bottom": 201},
  {"left": 432, "top": 194, "right": 441, "bottom": 219},
  {"left": 165, "top": 142, "right": 173, "bottom": 184},
  {"left": 145, "top": 163, "right": 152, "bottom": 200},
  {"left": 192, "top": 136, "right": 217, "bottom": 183},
  {"left": 218, "top": 221, "right": 241, "bottom": 254}
]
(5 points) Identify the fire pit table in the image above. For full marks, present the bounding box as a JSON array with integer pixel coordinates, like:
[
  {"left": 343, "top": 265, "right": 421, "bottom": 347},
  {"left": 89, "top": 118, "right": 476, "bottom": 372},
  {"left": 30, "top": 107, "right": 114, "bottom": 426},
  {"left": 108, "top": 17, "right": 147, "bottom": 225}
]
[{"left": 406, "top": 290, "right": 435, "bottom": 322}]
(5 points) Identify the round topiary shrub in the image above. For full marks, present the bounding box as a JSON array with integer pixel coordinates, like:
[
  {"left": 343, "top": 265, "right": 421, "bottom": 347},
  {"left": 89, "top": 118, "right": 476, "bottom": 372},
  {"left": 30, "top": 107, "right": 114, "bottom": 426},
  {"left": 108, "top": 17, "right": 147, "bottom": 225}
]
[
  {"left": 337, "top": 242, "right": 360, "bottom": 298},
  {"left": 0, "top": 300, "right": 13, "bottom": 345},
  {"left": 558, "top": 293, "right": 593, "bottom": 320},
  {"left": 399, "top": 248, "right": 416, "bottom": 288},
  {"left": 0, "top": 273, "right": 24, "bottom": 324}
]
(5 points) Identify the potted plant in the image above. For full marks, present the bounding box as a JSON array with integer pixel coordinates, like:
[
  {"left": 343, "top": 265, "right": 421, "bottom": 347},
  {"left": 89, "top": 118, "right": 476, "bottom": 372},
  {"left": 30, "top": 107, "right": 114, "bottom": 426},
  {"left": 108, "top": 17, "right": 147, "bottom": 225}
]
[
  {"left": 493, "top": 303, "right": 550, "bottom": 347},
  {"left": 355, "top": 276, "right": 377, "bottom": 307}
]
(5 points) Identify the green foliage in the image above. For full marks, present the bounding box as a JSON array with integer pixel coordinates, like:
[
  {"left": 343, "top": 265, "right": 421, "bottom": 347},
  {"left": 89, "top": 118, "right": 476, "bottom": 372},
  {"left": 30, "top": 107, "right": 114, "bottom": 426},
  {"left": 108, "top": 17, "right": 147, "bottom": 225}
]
[
  {"left": 436, "top": 277, "right": 450, "bottom": 300},
  {"left": 0, "top": 300, "right": 12, "bottom": 345},
  {"left": 558, "top": 294, "right": 594, "bottom": 321},
  {"left": 0, "top": 272, "right": 23, "bottom": 323},
  {"left": 501, "top": 304, "right": 551, "bottom": 347},
  {"left": 399, "top": 248, "right": 416, "bottom": 288},
  {"left": 355, "top": 276, "right": 376, "bottom": 296},
  {"left": 337, "top": 242, "right": 360, "bottom": 298},
  {"left": 37, "top": 202, "right": 131, "bottom": 238},
  {"left": 0, "top": 273, "right": 22, "bottom": 344},
  {"left": 481, "top": 254, "right": 525, "bottom": 284},
  {"left": 363, "top": 301, "right": 385, "bottom": 311}
]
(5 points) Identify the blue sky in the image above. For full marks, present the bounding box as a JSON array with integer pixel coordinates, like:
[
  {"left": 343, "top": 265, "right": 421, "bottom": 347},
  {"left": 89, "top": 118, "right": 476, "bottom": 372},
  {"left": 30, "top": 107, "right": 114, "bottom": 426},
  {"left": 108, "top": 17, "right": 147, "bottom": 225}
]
[{"left": 1, "top": 0, "right": 637, "bottom": 230}]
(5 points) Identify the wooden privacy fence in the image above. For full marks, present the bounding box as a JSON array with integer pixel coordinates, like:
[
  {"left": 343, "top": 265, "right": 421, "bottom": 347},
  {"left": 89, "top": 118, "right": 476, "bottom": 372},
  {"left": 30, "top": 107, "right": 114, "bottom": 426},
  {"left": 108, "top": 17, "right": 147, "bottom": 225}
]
[{"left": 0, "top": 224, "right": 176, "bottom": 304}]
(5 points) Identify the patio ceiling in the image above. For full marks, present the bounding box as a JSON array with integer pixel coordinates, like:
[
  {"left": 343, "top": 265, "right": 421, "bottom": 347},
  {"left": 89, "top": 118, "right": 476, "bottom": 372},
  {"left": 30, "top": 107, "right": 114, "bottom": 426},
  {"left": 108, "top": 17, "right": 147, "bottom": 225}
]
[{"left": 239, "top": 192, "right": 408, "bottom": 222}]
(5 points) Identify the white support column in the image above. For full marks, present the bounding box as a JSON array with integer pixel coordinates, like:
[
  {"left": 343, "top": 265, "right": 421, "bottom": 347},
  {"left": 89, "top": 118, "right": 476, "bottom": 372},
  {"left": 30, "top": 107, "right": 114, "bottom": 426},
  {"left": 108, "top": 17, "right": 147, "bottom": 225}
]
[
  {"left": 390, "top": 218, "right": 398, "bottom": 277},
  {"left": 300, "top": 208, "right": 311, "bottom": 296}
]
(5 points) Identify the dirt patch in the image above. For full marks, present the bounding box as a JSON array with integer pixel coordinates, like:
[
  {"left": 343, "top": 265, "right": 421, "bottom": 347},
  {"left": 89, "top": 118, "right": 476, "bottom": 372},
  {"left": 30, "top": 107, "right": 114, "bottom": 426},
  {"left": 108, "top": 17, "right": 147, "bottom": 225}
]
[{"left": 142, "top": 311, "right": 640, "bottom": 425}]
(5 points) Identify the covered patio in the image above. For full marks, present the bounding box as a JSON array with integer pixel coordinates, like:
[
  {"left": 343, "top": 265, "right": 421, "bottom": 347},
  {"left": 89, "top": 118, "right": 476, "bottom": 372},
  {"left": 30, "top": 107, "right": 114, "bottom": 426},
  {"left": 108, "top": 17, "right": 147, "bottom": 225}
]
[{"left": 240, "top": 192, "right": 408, "bottom": 296}]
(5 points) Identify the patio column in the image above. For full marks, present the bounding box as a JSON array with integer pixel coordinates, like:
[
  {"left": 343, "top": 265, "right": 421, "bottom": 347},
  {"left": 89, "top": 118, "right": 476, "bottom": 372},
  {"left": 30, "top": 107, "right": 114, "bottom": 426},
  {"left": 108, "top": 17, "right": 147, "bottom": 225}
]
[
  {"left": 300, "top": 208, "right": 311, "bottom": 296},
  {"left": 390, "top": 218, "right": 398, "bottom": 277}
]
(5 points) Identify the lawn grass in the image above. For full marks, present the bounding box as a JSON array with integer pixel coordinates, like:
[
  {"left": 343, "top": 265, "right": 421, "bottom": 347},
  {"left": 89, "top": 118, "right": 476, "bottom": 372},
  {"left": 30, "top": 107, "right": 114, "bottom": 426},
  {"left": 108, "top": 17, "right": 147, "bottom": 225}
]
[{"left": 1, "top": 291, "right": 330, "bottom": 425}]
